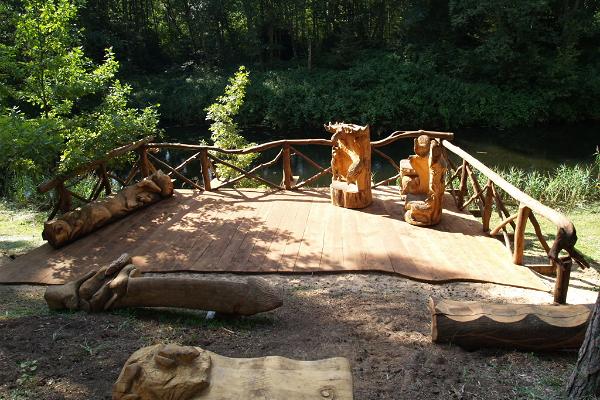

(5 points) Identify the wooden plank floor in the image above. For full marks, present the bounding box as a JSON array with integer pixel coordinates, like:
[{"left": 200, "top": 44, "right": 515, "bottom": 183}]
[{"left": 0, "top": 188, "right": 549, "bottom": 291}]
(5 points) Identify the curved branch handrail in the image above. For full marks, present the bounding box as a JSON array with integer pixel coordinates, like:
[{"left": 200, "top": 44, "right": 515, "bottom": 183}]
[
  {"left": 442, "top": 140, "right": 588, "bottom": 271},
  {"left": 146, "top": 129, "right": 454, "bottom": 154}
]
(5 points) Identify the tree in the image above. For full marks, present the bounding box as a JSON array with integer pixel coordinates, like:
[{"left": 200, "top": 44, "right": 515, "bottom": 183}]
[
  {"left": 205, "top": 66, "right": 257, "bottom": 182},
  {"left": 0, "top": 0, "right": 159, "bottom": 203},
  {"left": 566, "top": 292, "right": 600, "bottom": 399}
]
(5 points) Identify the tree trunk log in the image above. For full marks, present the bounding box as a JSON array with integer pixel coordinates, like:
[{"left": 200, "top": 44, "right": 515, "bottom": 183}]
[
  {"left": 566, "top": 292, "right": 600, "bottom": 398},
  {"left": 44, "top": 254, "right": 283, "bottom": 316},
  {"left": 113, "top": 343, "right": 352, "bottom": 400},
  {"left": 42, "top": 171, "right": 173, "bottom": 248},
  {"left": 429, "top": 298, "right": 593, "bottom": 352}
]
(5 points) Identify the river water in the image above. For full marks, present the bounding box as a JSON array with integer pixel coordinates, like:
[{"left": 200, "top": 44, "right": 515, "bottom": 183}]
[{"left": 161, "top": 123, "right": 599, "bottom": 187}]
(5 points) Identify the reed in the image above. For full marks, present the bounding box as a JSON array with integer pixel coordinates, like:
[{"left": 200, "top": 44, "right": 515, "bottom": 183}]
[{"left": 497, "top": 162, "right": 599, "bottom": 209}]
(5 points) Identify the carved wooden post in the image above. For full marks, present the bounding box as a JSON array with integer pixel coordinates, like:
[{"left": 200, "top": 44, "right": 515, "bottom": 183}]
[
  {"left": 200, "top": 149, "right": 212, "bottom": 191},
  {"left": 513, "top": 203, "right": 531, "bottom": 265},
  {"left": 282, "top": 143, "right": 292, "bottom": 190},
  {"left": 554, "top": 258, "right": 572, "bottom": 304},
  {"left": 482, "top": 181, "right": 494, "bottom": 231},
  {"left": 457, "top": 159, "right": 468, "bottom": 209},
  {"left": 138, "top": 146, "right": 150, "bottom": 178},
  {"left": 325, "top": 122, "right": 372, "bottom": 209}
]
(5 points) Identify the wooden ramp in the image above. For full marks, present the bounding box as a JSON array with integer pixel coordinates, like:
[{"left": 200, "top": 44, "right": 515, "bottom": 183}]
[{"left": 0, "top": 188, "right": 548, "bottom": 291}]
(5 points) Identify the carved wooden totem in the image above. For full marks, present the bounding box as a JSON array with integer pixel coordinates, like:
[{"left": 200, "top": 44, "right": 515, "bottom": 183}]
[
  {"left": 400, "top": 135, "right": 431, "bottom": 195},
  {"left": 44, "top": 254, "right": 283, "bottom": 315},
  {"left": 404, "top": 139, "right": 446, "bottom": 226},
  {"left": 43, "top": 171, "right": 174, "bottom": 248},
  {"left": 113, "top": 343, "right": 353, "bottom": 400},
  {"left": 325, "top": 122, "right": 372, "bottom": 209}
]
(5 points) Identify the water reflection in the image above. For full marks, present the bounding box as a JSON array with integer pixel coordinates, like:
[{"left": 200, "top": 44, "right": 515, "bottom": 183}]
[{"left": 158, "top": 123, "right": 599, "bottom": 188}]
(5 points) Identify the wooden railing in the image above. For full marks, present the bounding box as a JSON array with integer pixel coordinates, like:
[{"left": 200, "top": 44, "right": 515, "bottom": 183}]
[
  {"left": 142, "top": 129, "right": 454, "bottom": 191},
  {"left": 37, "top": 130, "right": 452, "bottom": 214},
  {"left": 442, "top": 140, "right": 589, "bottom": 304},
  {"left": 37, "top": 130, "right": 586, "bottom": 303}
]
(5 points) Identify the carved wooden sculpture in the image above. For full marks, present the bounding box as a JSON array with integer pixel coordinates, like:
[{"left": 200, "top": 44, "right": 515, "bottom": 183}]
[
  {"left": 44, "top": 254, "right": 283, "bottom": 315},
  {"left": 400, "top": 135, "right": 431, "bottom": 195},
  {"left": 429, "top": 298, "right": 593, "bottom": 352},
  {"left": 404, "top": 139, "right": 446, "bottom": 226},
  {"left": 43, "top": 171, "right": 174, "bottom": 248},
  {"left": 113, "top": 343, "right": 353, "bottom": 400},
  {"left": 325, "top": 122, "right": 372, "bottom": 209}
]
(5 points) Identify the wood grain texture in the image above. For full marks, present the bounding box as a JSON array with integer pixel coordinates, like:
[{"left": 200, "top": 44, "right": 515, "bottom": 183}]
[
  {"left": 430, "top": 298, "right": 592, "bottom": 351},
  {"left": 113, "top": 344, "right": 353, "bottom": 400},
  {"left": 0, "top": 188, "right": 548, "bottom": 292}
]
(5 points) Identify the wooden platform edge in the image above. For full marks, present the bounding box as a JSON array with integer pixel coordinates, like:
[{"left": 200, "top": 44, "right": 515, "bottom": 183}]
[{"left": 0, "top": 263, "right": 550, "bottom": 292}]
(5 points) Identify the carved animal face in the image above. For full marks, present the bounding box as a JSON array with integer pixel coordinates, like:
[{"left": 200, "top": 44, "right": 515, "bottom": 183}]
[
  {"left": 113, "top": 344, "right": 211, "bottom": 400},
  {"left": 43, "top": 219, "right": 72, "bottom": 246},
  {"left": 325, "top": 122, "right": 368, "bottom": 135},
  {"left": 151, "top": 171, "right": 174, "bottom": 197},
  {"left": 414, "top": 135, "right": 431, "bottom": 158}
]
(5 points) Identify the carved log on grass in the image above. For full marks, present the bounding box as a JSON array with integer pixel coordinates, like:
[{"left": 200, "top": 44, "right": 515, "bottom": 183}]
[
  {"left": 113, "top": 343, "right": 352, "bottom": 400},
  {"left": 429, "top": 298, "right": 593, "bottom": 352},
  {"left": 42, "top": 171, "right": 174, "bottom": 248},
  {"left": 566, "top": 292, "right": 600, "bottom": 399},
  {"left": 44, "top": 254, "right": 283, "bottom": 316}
]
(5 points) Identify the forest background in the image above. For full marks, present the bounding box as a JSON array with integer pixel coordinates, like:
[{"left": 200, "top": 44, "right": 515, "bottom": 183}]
[{"left": 0, "top": 0, "right": 599, "bottom": 207}]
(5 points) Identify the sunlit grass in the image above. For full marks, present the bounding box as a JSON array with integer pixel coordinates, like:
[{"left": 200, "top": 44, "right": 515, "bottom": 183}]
[{"left": 0, "top": 201, "right": 45, "bottom": 255}]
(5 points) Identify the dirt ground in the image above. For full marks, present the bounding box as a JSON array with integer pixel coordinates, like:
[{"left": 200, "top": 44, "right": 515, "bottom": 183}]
[{"left": 0, "top": 258, "right": 599, "bottom": 400}]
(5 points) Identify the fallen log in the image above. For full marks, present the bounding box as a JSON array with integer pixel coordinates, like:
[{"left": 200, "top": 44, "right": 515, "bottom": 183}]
[
  {"left": 113, "top": 343, "right": 353, "bottom": 400},
  {"left": 43, "top": 171, "right": 174, "bottom": 248},
  {"left": 44, "top": 254, "right": 283, "bottom": 316},
  {"left": 429, "top": 298, "right": 593, "bottom": 352}
]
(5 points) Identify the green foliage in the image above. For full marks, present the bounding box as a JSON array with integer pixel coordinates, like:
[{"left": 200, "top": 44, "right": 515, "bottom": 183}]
[
  {"left": 79, "top": 0, "right": 600, "bottom": 130},
  {"left": 0, "top": 0, "right": 159, "bottom": 205},
  {"left": 132, "top": 48, "right": 600, "bottom": 131},
  {"left": 205, "top": 66, "right": 258, "bottom": 181},
  {"left": 130, "top": 68, "right": 225, "bottom": 125},
  {"left": 499, "top": 163, "right": 600, "bottom": 209}
]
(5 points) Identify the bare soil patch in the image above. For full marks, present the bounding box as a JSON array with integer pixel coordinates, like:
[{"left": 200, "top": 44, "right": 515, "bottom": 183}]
[{"left": 0, "top": 265, "right": 598, "bottom": 399}]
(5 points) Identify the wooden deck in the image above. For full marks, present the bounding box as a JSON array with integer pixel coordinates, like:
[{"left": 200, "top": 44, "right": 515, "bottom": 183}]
[{"left": 0, "top": 188, "right": 548, "bottom": 291}]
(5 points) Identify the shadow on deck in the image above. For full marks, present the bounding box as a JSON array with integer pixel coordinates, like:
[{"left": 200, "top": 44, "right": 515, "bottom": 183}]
[{"left": 0, "top": 187, "right": 549, "bottom": 291}]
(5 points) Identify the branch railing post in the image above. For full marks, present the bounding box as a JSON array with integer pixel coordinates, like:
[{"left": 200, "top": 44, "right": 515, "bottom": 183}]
[
  {"left": 513, "top": 203, "right": 530, "bottom": 265},
  {"left": 56, "top": 181, "right": 72, "bottom": 213},
  {"left": 482, "top": 180, "right": 494, "bottom": 231},
  {"left": 457, "top": 159, "right": 468, "bottom": 209},
  {"left": 282, "top": 143, "right": 293, "bottom": 190},
  {"left": 200, "top": 149, "right": 212, "bottom": 191},
  {"left": 554, "top": 258, "right": 572, "bottom": 304},
  {"left": 138, "top": 146, "right": 150, "bottom": 178}
]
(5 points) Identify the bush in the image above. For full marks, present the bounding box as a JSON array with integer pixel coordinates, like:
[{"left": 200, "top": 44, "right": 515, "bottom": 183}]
[{"left": 131, "top": 52, "right": 598, "bottom": 132}]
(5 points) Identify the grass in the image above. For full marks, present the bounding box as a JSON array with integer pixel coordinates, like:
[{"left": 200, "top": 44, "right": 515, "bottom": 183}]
[{"left": 0, "top": 202, "right": 45, "bottom": 255}]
